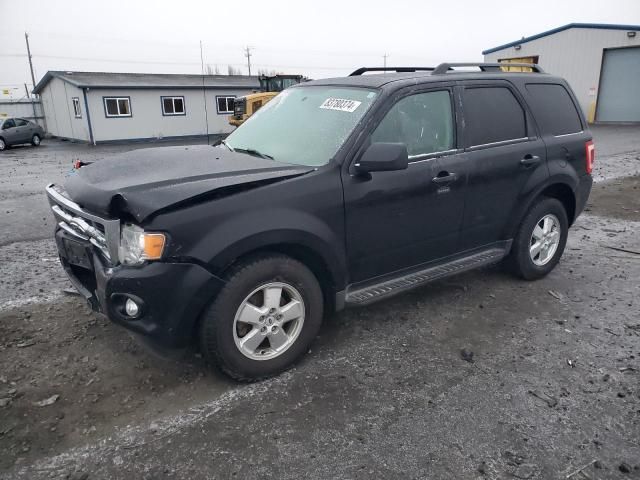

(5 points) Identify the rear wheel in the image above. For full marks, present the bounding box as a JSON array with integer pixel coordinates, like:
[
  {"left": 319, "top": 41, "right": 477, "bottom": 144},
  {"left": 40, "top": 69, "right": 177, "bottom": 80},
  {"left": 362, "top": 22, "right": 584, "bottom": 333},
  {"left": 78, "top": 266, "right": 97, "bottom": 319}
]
[
  {"left": 200, "top": 254, "right": 323, "bottom": 381},
  {"left": 509, "top": 197, "right": 568, "bottom": 280},
  {"left": 31, "top": 134, "right": 41, "bottom": 147}
]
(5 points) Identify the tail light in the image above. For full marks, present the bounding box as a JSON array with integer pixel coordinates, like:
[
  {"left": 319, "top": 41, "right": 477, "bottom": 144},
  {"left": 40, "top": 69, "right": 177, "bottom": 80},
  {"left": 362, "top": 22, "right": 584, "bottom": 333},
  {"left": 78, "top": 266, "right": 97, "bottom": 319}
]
[{"left": 585, "top": 140, "right": 595, "bottom": 175}]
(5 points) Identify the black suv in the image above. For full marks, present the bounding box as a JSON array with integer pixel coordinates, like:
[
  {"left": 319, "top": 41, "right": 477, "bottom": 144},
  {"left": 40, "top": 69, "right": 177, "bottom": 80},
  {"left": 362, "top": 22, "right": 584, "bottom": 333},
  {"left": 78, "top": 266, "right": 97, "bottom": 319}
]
[{"left": 46, "top": 63, "right": 594, "bottom": 380}]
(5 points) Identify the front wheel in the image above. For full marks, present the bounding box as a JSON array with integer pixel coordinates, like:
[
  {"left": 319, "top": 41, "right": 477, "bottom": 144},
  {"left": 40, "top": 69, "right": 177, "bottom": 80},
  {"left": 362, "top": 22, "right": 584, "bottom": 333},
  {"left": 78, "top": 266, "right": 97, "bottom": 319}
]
[
  {"left": 0, "top": 138, "right": 6, "bottom": 151},
  {"left": 200, "top": 254, "right": 323, "bottom": 381},
  {"left": 31, "top": 134, "right": 41, "bottom": 147},
  {"left": 508, "top": 197, "right": 569, "bottom": 280}
]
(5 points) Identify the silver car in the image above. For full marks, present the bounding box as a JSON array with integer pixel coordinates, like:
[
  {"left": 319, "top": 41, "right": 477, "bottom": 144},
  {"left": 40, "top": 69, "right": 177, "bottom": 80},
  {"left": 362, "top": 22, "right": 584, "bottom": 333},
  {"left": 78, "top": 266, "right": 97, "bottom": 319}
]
[{"left": 0, "top": 117, "right": 45, "bottom": 151}]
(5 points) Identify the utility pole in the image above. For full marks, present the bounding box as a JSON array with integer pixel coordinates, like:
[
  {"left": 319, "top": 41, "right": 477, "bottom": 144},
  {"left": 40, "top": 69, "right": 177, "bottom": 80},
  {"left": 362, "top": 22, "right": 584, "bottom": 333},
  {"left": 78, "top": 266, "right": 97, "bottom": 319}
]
[
  {"left": 383, "top": 53, "right": 389, "bottom": 69},
  {"left": 25, "top": 33, "right": 37, "bottom": 92},
  {"left": 244, "top": 46, "right": 253, "bottom": 76},
  {"left": 199, "top": 40, "right": 210, "bottom": 144}
]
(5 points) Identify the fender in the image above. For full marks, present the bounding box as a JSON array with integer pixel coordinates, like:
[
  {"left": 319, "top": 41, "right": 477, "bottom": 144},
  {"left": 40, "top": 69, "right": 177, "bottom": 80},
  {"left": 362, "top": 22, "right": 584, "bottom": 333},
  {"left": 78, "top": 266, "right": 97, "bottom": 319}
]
[
  {"left": 191, "top": 207, "right": 348, "bottom": 290},
  {"left": 503, "top": 162, "right": 579, "bottom": 240}
]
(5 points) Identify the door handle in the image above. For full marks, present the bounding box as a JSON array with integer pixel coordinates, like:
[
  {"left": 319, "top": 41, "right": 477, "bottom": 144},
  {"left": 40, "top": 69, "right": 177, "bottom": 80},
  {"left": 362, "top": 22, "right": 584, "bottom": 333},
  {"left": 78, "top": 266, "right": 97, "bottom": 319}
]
[
  {"left": 432, "top": 172, "right": 458, "bottom": 184},
  {"left": 520, "top": 155, "right": 541, "bottom": 167}
]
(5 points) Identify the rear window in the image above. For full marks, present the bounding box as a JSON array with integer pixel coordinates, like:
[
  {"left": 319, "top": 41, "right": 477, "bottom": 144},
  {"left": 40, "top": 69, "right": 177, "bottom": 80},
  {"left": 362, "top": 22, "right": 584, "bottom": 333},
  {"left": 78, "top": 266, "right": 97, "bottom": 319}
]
[
  {"left": 525, "top": 83, "right": 582, "bottom": 136},
  {"left": 463, "top": 87, "right": 527, "bottom": 147}
]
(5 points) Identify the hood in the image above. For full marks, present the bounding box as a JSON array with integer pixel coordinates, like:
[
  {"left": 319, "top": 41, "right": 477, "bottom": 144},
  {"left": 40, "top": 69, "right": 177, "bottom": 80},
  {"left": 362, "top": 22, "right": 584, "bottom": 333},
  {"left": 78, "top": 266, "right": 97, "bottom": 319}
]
[{"left": 64, "top": 145, "right": 313, "bottom": 222}]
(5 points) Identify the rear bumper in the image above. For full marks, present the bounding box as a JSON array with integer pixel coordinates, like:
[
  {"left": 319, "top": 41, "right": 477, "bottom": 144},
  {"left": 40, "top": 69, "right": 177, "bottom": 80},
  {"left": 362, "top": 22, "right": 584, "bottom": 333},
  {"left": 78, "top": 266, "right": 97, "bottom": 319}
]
[
  {"left": 575, "top": 174, "right": 593, "bottom": 219},
  {"left": 55, "top": 228, "right": 224, "bottom": 348}
]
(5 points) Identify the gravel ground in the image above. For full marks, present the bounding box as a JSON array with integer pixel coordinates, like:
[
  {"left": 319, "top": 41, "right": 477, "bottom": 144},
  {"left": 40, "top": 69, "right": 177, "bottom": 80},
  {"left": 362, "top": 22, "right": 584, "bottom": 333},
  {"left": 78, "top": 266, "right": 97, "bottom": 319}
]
[{"left": 0, "top": 128, "right": 639, "bottom": 479}]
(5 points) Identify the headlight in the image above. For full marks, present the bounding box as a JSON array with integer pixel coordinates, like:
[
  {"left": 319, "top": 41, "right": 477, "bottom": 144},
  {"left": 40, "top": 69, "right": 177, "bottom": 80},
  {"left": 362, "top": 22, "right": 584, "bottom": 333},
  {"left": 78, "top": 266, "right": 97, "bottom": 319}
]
[{"left": 118, "top": 223, "right": 166, "bottom": 265}]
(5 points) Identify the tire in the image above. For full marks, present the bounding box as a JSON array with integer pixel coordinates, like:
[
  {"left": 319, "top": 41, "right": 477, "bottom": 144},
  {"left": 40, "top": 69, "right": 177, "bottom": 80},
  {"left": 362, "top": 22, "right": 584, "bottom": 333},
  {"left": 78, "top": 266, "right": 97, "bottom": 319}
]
[
  {"left": 31, "top": 134, "right": 41, "bottom": 147},
  {"left": 508, "top": 197, "right": 569, "bottom": 280},
  {"left": 0, "top": 138, "right": 6, "bottom": 151},
  {"left": 200, "top": 254, "right": 323, "bottom": 381}
]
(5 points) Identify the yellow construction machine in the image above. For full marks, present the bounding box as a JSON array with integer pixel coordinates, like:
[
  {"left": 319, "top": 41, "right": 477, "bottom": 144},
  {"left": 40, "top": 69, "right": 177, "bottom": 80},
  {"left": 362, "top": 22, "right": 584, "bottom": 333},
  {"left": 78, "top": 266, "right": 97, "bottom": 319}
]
[{"left": 229, "top": 74, "right": 306, "bottom": 127}]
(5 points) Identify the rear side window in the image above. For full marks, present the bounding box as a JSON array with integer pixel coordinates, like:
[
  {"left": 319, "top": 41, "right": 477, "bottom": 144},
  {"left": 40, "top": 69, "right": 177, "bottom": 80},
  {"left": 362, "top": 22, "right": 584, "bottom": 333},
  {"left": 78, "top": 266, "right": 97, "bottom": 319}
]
[
  {"left": 525, "top": 83, "right": 582, "bottom": 136},
  {"left": 463, "top": 87, "right": 526, "bottom": 147}
]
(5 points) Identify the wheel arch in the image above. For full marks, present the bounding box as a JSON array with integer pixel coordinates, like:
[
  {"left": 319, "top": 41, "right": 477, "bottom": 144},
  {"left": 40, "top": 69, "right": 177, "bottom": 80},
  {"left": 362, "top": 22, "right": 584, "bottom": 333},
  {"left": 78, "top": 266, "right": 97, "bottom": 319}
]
[
  {"left": 223, "top": 242, "right": 339, "bottom": 312},
  {"left": 505, "top": 177, "right": 577, "bottom": 239}
]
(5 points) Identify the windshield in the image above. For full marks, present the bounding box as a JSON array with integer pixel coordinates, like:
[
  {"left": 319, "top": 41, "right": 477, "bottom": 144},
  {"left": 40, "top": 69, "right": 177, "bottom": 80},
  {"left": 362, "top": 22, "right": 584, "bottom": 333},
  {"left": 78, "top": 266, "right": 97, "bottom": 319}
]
[{"left": 225, "top": 86, "right": 378, "bottom": 166}]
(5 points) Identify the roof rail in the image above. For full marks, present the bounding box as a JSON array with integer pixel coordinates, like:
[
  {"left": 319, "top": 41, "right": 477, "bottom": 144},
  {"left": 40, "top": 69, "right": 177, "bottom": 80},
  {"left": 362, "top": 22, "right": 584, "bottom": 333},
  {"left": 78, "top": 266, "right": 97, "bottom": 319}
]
[
  {"left": 432, "top": 62, "right": 545, "bottom": 75},
  {"left": 349, "top": 67, "right": 435, "bottom": 76}
]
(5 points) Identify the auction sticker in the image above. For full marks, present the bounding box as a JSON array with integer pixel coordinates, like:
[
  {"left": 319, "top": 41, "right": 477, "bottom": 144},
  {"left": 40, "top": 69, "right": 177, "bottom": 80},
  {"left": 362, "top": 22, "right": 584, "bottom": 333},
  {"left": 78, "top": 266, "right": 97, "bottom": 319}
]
[{"left": 319, "top": 98, "right": 362, "bottom": 112}]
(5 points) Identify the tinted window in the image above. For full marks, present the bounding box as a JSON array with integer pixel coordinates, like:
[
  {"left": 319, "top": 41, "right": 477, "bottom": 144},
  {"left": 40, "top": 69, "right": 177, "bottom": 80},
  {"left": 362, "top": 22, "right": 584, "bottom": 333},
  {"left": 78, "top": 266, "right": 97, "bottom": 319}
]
[
  {"left": 525, "top": 83, "right": 582, "bottom": 135},
  {"left": 463, "top": 87, "right": 526, "bottom": 147},
  {"left": 372, "top": 90, "right": 454, "bottom": 157},
  {"left": 2, "top": 119, "right": 15, "bottom": 129},
  {"left": 15, "top": 118, "right": 28, "bottom": 126}
]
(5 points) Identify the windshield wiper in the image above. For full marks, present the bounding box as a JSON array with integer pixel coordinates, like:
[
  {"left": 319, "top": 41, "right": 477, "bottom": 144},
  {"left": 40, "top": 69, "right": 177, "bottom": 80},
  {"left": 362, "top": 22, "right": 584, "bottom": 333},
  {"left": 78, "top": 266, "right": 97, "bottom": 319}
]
[{"left": 233, "top": 147, "right": 274, "bottom": 160}]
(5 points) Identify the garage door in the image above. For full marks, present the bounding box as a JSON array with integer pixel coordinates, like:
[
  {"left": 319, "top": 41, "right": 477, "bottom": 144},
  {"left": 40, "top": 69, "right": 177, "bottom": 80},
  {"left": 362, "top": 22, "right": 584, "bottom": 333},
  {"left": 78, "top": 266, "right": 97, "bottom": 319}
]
[{"left": 596, "top": 47, "right": 640, "bottom": 122}]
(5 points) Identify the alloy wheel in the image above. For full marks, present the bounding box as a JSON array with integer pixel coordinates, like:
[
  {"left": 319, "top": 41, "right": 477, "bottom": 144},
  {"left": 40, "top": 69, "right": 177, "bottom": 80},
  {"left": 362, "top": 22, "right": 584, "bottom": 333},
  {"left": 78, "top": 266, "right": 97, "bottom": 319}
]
[
  {"left": 233, "top": 282, "right": 305, "bottom": 360},
  {"left": 529, "top": 214, "right": 561, "bottom": 266}
]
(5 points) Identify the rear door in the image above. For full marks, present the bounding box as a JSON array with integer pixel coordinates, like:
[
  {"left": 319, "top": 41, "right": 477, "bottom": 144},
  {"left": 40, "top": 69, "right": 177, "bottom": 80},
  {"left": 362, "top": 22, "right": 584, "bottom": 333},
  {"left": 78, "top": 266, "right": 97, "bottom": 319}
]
[
  {"left": 14, "top": 118, "right": 32, "bottom": 143},
  {"left": 458, "top": 81, "right": 548, "bottom": 250},
  {"left": 343, "top": 86, "right": 468, "bottom": 282}
]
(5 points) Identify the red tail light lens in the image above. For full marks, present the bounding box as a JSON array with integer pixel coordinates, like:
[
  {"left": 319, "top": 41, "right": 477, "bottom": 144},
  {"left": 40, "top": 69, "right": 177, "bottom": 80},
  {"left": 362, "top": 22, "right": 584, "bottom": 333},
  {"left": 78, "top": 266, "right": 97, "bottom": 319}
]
[{"left": 585, "top": 140, "right": 595, "bottom": 175}]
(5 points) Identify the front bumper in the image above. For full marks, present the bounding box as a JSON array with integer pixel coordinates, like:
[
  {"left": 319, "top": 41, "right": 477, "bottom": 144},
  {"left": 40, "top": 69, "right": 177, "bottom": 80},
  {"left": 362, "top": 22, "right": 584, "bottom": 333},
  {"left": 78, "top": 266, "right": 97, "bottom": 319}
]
[{"left": 55, "top": 228, "right": 224, "bottom": 347}]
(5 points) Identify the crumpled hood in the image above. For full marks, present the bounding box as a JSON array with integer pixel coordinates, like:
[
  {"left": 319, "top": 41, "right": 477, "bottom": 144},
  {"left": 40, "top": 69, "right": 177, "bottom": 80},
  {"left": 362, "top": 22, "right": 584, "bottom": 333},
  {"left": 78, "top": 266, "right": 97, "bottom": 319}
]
[{"left": 64, "top": 145, "right": 313, "bottom": 222}]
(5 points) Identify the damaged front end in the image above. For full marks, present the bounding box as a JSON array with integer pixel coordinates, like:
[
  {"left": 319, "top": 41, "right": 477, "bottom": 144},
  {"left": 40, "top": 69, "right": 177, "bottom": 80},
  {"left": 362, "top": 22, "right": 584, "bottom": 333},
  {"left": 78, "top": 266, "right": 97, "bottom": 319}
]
[{"left": 46, "top": 182, "right": 225, "bottom": 347}]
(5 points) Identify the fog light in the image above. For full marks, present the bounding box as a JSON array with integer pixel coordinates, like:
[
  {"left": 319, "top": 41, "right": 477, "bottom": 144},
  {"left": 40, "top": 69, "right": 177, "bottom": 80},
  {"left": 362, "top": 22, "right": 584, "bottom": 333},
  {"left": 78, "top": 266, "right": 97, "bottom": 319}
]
[{"left": 125, "top": 298, "right": 140, "bottom": 317}]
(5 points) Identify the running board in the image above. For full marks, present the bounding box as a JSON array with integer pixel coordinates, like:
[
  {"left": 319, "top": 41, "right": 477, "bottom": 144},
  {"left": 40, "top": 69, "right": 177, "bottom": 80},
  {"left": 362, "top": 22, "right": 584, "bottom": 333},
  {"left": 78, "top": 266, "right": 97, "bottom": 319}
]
[{"left": 345, "top": 246, "right": 509, "bottom": 306}]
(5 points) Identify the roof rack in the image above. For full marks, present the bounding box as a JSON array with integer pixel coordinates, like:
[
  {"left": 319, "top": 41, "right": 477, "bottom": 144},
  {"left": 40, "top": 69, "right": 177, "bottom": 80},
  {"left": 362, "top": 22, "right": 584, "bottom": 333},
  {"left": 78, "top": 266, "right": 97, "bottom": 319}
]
[
  {"left": 432, "top": 62, "right": 545, "bottom": 74},
  {"left": 349, "top": 67, "right": 435, "bottom": 76}
]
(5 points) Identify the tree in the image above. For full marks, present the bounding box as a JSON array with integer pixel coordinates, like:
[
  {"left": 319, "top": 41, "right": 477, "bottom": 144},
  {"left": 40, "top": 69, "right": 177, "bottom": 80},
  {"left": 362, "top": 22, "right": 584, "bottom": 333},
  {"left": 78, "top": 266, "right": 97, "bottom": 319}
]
[
  {"left": 227, "top": 65, "right": 241, "bottom": 76},
  {"left": 205, "top": 64, "right": 221, "bottom": 75}
]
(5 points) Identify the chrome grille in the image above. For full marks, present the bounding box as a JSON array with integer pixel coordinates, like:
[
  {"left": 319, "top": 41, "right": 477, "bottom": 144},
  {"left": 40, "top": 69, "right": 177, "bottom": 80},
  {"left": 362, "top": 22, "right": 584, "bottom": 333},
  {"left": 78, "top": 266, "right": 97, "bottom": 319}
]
[{"left": 46, "top": 183, "right": 120, "bottom": 264}]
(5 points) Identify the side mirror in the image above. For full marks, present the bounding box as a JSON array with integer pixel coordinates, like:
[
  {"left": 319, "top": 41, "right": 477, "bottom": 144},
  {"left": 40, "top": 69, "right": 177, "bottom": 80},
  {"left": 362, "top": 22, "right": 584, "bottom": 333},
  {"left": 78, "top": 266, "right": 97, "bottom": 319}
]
[{"left": 354, "top": 142, "right": 409, "bottom": 173}]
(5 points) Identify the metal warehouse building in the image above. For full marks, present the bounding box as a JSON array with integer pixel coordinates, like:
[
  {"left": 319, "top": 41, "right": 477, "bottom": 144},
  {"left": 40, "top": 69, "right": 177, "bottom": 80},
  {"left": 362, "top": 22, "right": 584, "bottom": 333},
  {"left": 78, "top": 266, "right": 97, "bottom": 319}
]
[
  {"left": 483, "top": 23, "right": 640, "bottom": 123},
  {"left": 32, "top": 71, "right": 260, "bottom": 144}
]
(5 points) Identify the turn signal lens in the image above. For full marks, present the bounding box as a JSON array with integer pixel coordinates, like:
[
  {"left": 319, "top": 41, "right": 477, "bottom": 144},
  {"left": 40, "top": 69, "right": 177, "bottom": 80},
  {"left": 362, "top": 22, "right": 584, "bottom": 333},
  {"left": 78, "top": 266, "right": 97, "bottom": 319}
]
[
  {"left": 143, "top": 233, "right": 166, "bottom": 260},
  {"left": 585, "top": 140, "right": 595, "bottom": 175}
]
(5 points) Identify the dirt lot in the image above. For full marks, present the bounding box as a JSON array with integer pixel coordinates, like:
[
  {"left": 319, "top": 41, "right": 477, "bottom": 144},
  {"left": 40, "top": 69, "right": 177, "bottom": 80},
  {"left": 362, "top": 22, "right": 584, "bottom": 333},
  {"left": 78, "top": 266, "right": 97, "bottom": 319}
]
[{"left": 1, "top": 128, "right": 639, "bottom": 479}]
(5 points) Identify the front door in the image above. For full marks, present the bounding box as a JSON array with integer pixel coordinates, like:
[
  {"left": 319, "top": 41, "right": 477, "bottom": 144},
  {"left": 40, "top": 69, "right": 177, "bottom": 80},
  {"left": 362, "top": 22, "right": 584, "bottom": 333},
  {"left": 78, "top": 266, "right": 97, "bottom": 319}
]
[
  {"left": 1, "top": 118, "right": 18, "bottom": 144},
  {"left": 342, "top": 87, "right": 468, "bottom": 283}
]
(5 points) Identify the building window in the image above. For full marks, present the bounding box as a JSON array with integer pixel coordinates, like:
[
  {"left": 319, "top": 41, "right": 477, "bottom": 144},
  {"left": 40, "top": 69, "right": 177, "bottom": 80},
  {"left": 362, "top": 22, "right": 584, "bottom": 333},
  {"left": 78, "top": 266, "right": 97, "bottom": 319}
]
[
  {"left": 72, "top": 97, "right": 82, "bottom": 118},
  {"left": 161, "top": 96, "right": 185, "bottom": 116},
  {"left": 103, "top": 97, "right": 132, "bottom": 117},
  {"left": 216, "top": 96, "right": 235, "bottom": 114}
]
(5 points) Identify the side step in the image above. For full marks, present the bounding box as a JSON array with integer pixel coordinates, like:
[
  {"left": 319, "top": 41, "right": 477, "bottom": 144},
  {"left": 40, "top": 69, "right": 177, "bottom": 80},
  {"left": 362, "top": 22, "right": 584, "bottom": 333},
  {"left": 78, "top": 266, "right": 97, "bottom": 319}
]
[{"left": 345, "top": 247, "right": 508, "bottom": 306}]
